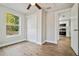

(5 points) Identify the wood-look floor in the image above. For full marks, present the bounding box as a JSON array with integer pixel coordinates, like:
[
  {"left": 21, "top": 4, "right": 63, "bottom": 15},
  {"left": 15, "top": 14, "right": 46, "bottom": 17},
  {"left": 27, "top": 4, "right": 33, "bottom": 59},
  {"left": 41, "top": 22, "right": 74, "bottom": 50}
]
[{"left": 0, "top": 37, "right": 76, "bottom": 56}]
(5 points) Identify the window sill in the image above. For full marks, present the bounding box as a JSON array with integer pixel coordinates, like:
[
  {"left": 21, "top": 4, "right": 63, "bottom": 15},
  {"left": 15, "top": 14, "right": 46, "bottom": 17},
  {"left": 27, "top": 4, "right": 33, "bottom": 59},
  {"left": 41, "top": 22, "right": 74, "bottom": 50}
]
[{"left": 7, "top": 34, "right": 20, "bottom": 38}]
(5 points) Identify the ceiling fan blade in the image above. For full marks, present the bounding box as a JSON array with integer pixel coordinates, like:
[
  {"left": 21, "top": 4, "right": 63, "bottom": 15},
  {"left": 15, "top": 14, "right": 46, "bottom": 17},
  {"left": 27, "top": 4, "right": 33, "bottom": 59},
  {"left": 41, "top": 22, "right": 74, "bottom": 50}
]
[
  {"left": 27, "top": 4, "right": 31, "bottom": 10},
  {"left": 35, "top": 3, "right": 41, "bottom": 9}
]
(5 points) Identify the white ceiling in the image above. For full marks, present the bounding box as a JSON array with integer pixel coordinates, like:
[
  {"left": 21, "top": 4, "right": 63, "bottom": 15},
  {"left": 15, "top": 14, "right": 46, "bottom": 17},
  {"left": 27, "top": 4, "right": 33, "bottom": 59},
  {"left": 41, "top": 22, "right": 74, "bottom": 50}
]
[
  {"left": 1, "top": 3, "right": 74, "bottom": 14},
  {"left": 39, "top": 3, "right": 73, "bottom": 11}
]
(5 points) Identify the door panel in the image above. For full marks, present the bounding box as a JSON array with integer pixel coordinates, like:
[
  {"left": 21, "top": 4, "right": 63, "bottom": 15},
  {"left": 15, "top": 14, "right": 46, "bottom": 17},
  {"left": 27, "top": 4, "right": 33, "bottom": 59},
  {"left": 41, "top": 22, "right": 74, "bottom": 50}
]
[
  {"left": 27, "top": 15, "right": 37, "bottom": 43},
  {"left": 71, "top": 4, "right": 78, "bottom": 55}
]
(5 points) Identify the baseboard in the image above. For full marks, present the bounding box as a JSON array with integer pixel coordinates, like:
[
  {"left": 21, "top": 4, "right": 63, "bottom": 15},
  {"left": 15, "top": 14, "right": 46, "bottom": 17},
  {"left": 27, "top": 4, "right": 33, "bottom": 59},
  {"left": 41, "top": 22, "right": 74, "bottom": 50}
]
[
  {"left": 46, "top": 40, "right": 57, "bottom": 44},
  {"left": 27, "top": 40, "right": 58, "bottom": 45},
  {"left": 38, "top": 40, "right": 46, "bottom": 45},
  {"left": 41, "top": 40, "right": 46, "bottom": 44},
  {"left": 26, "top": 39, "right": 57, "bottom": 45},
  {"left": 27, "top": 39, "right": 46, "bottom": 45},
  {"left": 0, "top": 39, "right": 26, "bottom": 48},
  {"left": 70, "top": 46, "right": 78, "bottom": 56},
  {"left": 26, "top": 39, "right": 41, "bottom": 45}
]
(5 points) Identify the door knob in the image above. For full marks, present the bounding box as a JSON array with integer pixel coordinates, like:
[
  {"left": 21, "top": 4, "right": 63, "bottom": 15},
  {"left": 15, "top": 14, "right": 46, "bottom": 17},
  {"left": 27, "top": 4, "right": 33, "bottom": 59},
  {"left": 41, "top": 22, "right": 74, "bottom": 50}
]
[{"left": 74, "top": 29, "right": 79, "bottom": 31}]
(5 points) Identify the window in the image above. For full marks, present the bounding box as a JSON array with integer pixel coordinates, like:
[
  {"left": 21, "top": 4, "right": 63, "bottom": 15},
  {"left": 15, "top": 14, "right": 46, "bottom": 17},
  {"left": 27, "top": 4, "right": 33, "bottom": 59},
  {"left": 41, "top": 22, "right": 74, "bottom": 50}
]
[{"left": 6, "top": 13, "right": 19, "bottom": 36}]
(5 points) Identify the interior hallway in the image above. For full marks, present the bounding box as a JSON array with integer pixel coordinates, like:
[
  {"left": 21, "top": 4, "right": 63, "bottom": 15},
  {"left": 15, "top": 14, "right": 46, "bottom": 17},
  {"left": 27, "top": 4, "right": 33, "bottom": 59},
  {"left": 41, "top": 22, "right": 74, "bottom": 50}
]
[{"left": 0, "top": 37, "right": 76, "bottom": 56}]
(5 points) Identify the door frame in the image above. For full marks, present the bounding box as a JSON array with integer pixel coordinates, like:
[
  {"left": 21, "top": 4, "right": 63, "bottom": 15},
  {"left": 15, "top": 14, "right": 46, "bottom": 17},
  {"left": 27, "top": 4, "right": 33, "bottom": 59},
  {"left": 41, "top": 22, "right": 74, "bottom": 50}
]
[{"left": 55, "top": 8, "right": 71, "bottom": 42}]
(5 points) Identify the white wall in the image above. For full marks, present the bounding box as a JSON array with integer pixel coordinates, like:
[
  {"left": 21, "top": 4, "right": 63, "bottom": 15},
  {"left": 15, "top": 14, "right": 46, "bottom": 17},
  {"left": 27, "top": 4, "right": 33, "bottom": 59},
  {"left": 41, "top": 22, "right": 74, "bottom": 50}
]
[
  {"left": 27, "top": 10, "right": 57, "bottom": 44},
  {"left": 46, "top": 11, "right": 56, "bottom": 44},
  {"left": 46, "top": 10, "right": 69, "bottom": 44},
  {"left": 0, "top": 5, "right": 26, "bottom": 47}
]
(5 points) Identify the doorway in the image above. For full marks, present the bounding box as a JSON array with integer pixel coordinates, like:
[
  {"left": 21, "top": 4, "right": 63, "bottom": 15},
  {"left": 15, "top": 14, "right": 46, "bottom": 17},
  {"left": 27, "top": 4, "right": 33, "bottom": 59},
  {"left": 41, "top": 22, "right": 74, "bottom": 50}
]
[
  {"left": 55, "top": 4, "right": 78, "bottom": 55},
  {"left": 55, "top": 8, "right": 72, "bottom": 50},
  {"left": 58, "top": 18, "right": 71, "bottom": 47}
]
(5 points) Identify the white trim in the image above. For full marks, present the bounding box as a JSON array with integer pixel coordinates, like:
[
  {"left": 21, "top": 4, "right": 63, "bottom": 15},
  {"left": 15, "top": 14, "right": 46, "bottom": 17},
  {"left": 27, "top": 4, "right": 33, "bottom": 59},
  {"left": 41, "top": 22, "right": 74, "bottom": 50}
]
[
  {"left": 0, "top": 39, "right": 26, "bottom": 48},
  {"left": 55, "top": 8, "right": 71, "bottom": 14},
  {"left": 6, "top": 34, "right": 20, "bottom": 38},
  {"left": 42, "top": 40, "right": 46, "bottom": 44},
  {"left": 46, "top": 40, "right": 57, "bottom": 44},
  {"left": 27, "top": 39, "right": 46, "bottom": 45},
  {"left": 26, "top": 39, "right": 41, "bottom": 45},
  {"left": 6, "top": 13, "right": 21, "bottom": 37},
  {"left": 71, "top": 46, "right": 78, "bottom": 55},
  {"left": 47, "top": 8, "right": 71, "bottom": 13}
]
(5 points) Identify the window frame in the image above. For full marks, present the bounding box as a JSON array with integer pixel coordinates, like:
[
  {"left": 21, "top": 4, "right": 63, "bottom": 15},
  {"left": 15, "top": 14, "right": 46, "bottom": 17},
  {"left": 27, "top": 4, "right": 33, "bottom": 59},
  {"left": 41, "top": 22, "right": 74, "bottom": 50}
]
[{"left": 5, "top": 12, "right": 21, "bottom": 37}]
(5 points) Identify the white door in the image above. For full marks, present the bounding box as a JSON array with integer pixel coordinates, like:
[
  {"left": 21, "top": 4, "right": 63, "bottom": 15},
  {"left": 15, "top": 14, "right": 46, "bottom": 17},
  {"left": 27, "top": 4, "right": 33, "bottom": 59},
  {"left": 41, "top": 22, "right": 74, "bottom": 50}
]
[
  {"left": 71, "top": 4, "right": 78, "bottom": 55},
  {"left": 27, "top": 14, "right": 37, "bottom": 43}
]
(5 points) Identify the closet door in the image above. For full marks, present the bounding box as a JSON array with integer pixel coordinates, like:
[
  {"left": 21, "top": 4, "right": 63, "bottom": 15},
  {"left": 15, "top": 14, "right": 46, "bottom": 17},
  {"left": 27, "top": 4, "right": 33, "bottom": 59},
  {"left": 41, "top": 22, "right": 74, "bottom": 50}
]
[
  {"left": 71, "top": 4, "right": 78, "bottom": 55},
  {"left": 27, "top": 14, "right": 37, "bottom": 43}
]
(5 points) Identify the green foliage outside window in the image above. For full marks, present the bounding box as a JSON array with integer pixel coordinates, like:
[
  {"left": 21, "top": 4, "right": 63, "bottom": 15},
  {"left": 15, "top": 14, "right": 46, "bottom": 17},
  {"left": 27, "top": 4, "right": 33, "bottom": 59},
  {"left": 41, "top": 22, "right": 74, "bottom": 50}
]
[
  {"left": 6, "top": 13, "right": 19, "bottom": 35},
  {"left": 6, "top": 13, "right": 19, "bottom": 25}
]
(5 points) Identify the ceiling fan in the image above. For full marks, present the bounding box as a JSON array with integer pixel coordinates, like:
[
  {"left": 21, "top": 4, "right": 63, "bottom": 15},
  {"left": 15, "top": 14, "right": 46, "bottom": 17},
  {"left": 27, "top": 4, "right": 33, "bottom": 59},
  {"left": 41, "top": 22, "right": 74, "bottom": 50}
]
[{"left": 27, "top": 3, "right": 42, "bottom": 10}]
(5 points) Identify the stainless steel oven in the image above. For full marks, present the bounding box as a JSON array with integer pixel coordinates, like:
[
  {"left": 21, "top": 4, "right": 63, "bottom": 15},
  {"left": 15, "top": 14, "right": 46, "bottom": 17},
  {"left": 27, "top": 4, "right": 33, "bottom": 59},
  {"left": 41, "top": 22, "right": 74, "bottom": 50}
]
[{"left": 59, "top": 24, "right": 66, "bottom": 36}]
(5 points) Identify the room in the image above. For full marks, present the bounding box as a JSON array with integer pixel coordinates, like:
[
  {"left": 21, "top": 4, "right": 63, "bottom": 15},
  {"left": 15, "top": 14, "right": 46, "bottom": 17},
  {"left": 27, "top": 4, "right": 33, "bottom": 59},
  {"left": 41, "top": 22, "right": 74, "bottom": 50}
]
[{"left": 0, "top": 3, "right": 78, "bottom": 56}]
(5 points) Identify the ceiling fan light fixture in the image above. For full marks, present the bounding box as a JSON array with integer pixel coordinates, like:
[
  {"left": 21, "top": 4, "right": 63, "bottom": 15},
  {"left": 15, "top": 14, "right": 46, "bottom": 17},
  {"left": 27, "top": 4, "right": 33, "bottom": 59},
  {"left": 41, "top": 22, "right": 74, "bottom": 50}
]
[
  {"left": 31, "top": 3, "right": 35, "bottom": 5},
  {"left": 27, "top": 3, "right": 41, "bottom": 10}
]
